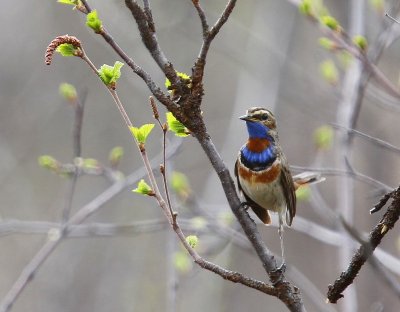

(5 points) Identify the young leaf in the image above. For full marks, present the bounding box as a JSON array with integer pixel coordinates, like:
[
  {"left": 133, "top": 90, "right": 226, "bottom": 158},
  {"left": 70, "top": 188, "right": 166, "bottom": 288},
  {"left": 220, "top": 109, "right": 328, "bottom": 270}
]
[
  {"left": 38, "top": 155, "right": 59, "bottom": 171},
  {"left": 318, "top": 37, "right": 336, "bottom": 51},
  {"left": 59, "top": 83, "right": 77, "bottom": 101},
  {"left": 185, "top": 235, "right": 199, "bottom": 249},
  {"left": 299, "top": 0, "right": 312, "bottom": 16},
  {"left": 320, "top": 15, "right": 340, "bottom": 31},
  {"left": 352, "top": 35, "right": 368, "bottom": 51},
  {"left": 109, "top": 146, "right": 124, "bottom": 166},
  {"left": 166, "top": 112, "right": 190, "bottom": 137},
  {"left": 86, "top": 10, "right": 103, "bottom": 33},
  {"left": 98, "top": 61, "right": 124, "bottom": 87},
  {"left": 56, "top": 43, "right": 79, "bottom": 57},
  {"left": 174, "top": 251, "right": 192, "bottom": 273},
  {"left": 132, "top": 179, "right": 153, "bottom": 195},
  {"left": 129, "top": 124, "right": 155, "bottom": 144}
]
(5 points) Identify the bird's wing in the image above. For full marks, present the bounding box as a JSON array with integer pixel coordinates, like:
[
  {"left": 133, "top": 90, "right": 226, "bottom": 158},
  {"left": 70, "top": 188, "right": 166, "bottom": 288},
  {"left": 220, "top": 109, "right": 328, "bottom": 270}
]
[{"left": 280, "top": 159, "right": 296, "bottom": 226}]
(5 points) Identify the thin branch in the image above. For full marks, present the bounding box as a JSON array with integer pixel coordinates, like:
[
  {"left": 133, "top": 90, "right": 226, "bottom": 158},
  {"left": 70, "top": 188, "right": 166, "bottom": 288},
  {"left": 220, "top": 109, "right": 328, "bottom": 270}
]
[
  {"left": 124, "top": 0, "right": 181, "bottom": 89},
  {"left": 332, "top": 124, "right": 400, "bottom": 154},
  {"left": 0, "top": 139, "right": 182, "bottom": 312},
  {"left": 191, "top": 0, "right": 209, "bottom": 38},
  {"left": 290, "top": 165, "right": 392, "bottom": 191},
  {"left": 327, "top": 186, "right": 400, "bottom": 303}
]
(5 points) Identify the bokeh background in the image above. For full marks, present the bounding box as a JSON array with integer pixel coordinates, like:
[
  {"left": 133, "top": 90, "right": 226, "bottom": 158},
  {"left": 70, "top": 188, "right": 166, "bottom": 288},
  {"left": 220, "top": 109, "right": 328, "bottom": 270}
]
[{"left": 1, "top": 0, "right": 400, "bottom": 311}]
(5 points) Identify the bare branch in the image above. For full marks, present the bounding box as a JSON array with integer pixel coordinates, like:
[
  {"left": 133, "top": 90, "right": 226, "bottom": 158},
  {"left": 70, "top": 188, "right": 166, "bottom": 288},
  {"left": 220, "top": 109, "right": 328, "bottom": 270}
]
[
  {"left": 327, "top": 186, "right": 400, "bottom": 303},
  {"left": 191, "top": 0, "right": 209, "bottom": 38}
]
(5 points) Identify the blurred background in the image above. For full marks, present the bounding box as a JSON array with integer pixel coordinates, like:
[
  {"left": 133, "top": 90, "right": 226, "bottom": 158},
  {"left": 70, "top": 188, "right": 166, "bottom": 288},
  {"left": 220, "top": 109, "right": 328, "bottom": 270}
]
[{"left": 1, "top": 0, "right": 400, "bottom": 311}]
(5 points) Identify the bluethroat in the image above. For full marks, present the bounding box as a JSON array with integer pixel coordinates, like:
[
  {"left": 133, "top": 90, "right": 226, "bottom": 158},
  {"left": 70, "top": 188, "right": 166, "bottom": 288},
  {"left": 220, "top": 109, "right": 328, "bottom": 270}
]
[{"left": 235, "top": 107, "right": 324, "bottom": 265}]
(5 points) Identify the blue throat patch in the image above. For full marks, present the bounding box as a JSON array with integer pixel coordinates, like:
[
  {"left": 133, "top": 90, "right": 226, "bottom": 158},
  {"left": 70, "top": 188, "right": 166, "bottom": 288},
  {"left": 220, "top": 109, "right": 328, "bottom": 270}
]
[
  {"left": 241, "top": 121, "right": 276, "bottom": 166},
  {"left": 246, "top": 121, "right": 273, "bottom": 140}
]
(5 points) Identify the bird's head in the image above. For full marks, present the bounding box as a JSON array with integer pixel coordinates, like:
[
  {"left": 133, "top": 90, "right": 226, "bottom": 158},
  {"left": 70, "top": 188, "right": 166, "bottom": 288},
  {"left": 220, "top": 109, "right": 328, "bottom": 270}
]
[{"left": 239, "top": 107, "right": 277, "bottom": 141}]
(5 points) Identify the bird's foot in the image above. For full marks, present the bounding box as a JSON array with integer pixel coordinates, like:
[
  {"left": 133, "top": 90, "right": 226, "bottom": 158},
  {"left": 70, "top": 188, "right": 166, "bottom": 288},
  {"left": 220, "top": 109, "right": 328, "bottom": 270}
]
[
  {"left": 239, "top": 202, "right": 250, "bottom": 211},
  {"left": 270, "top": 262, "right": 286, "bottom": 285}
]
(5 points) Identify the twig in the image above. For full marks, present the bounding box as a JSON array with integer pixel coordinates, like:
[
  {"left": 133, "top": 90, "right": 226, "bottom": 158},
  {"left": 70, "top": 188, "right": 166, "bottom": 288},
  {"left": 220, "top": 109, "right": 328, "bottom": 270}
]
[
  {"left": 332, "top": 124, "right": 400, "bottom": 154},
  {"left": 386, "top": 13, "right": 400, "bottom": 24},
  {"left": 0, "top": 139, "right": 182, "bottom": 312},
  {"left": 327, "top": 186, "right": 400, "bottom": 303},
  {"left": 61, "top": 90, "right": 86, "bottom": 222},
  {"left": 290, "top": 165, "right": 392, "bottom": 191},
  {"left": 191, "top": 0, "right": 209, "bottom": 38}
]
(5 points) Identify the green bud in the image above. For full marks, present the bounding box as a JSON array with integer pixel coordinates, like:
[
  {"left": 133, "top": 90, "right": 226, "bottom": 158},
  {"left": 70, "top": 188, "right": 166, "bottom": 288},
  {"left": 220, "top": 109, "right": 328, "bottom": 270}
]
[
  {"left": 166, "top": 112, "right": 190, "bottom": 137},
  {"left": 109, "top": 146, "right": 124, "bottom": 166},
  {"left": 38, "top": 155, "right": 59, "bottom": 171},
  {"left": 321, "top": 15, "right": 340, "bottom": 31},
  {"left": 318, "top": 37, "right": 336, "bottom": 50},
  {"left": 86, "top": 10, "right": 103, "bottom": 33},
  {"left": 82, "top": 158, "right": 99, "bottom": 169},
  {"left": 59, "top": 83, "right": 77, "bottom": 101},
  {"left": 299, "top": 0, "right": 313, "bottom": 16},
  {"left": 319, "top": 59, "right": 339, "bottom": 85},
  {"left": 129, "top": 124, "right": 155, "bottom": 144},
  {"left": 353, "top": 35, "right": 368, "bottom": 51},
  {"left": 132, "top": 179, "right": 154, "bottom": 196},
  {"left": 314, "top": 125, "right": 334, "bottom": 150},
  {"left": 185, "top": 235, "right": 199, "bottom": 249}
]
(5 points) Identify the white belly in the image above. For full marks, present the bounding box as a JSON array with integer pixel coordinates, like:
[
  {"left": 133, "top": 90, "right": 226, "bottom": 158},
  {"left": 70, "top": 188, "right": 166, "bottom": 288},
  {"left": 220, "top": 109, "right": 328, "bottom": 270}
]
[{"left": 239, "top": 173, "right": 286, "bottom": 214}]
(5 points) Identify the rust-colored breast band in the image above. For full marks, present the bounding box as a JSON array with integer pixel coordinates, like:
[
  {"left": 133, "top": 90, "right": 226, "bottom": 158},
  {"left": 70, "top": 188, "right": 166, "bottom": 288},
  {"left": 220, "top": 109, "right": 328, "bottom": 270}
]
[
  {"left": 238, "top": 162, "right": 281, "bottom": 184},
  {"left": 246, "top": 138, "right": 270, "bottom": 153}
]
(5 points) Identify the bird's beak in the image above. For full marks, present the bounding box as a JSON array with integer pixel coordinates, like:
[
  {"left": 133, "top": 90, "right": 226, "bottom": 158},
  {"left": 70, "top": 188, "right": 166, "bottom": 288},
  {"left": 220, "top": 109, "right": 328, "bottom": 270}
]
[{"left": 239, "top": 114, "right": 252, "bottom": 122}]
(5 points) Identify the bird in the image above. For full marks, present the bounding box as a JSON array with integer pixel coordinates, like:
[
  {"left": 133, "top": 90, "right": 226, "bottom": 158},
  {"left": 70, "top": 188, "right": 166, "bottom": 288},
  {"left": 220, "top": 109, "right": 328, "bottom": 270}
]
[{"left": 235, "top": 107, "right": 324, "bottom": 266}]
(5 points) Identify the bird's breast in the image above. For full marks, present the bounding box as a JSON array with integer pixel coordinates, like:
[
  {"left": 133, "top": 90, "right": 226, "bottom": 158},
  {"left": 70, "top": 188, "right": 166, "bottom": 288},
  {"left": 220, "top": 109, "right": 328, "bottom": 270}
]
[{"left": 237, "top": 158, "right": 285, "bottom": 213}]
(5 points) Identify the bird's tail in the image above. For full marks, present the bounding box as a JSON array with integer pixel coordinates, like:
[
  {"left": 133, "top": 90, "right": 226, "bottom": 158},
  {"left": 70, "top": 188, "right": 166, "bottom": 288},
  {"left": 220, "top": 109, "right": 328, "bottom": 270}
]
[{"left": 293, "top": 171, "right": 325, "bottom": 190}]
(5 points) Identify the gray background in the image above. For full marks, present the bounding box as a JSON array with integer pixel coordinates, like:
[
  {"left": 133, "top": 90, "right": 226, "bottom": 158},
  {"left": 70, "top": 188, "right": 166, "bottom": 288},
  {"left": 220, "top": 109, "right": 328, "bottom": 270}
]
[{"left": 1, "top": 0, "right": 400, "bottom": 311}]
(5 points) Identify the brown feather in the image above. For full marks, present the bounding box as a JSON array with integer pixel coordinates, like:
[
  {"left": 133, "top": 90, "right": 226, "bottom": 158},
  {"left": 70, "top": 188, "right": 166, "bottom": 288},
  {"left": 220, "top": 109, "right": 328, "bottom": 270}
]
[{"left": 279, "top": 160, "right": 296, "bottom": 226}]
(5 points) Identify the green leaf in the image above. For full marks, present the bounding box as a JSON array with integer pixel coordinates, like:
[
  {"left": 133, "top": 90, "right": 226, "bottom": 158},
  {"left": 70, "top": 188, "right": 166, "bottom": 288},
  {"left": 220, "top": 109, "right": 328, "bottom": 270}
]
[
  {"left": 38, "top": 155, "right": 59, "bottom": 171},
  {"left": 319, "top": 59, "right": 339, "bottom": 85},
  {"left": 129, "top": 124, "right": 155, "bottom": 144},
  {"left": 352, "top": 35, "right": 368, "bottom": 51},
  {"left": 320, "top": 15, "right": 340, "bottom": 31},
  {"left": 313, "top": 125, "right": 334, "bottom": 150},
  {"left": 86, "top": 10, "right": 103, "bottom": 33},
  {"left": 185, "top": 235, "right": 199, "bottom": 249},
  {"left": 59, "top": 83, "right": 77, "bottom": 101},
  {"left": 166, "top": 112, "right": 190, "bottom": 137},
  {"left": 109, "top": 146, "right": 124, "bottom": 166},
  {"left": 189, "top": 217, "right": 207, "bottom": 230},
  {"left": 98, "top": 61, "right": 124, "bottom": 87},
  {"left": 56, "top": 43, "right": 79, "bottom": 57},
  {"left": 132, "top": 179, "right": 153, "bottom": 195}
]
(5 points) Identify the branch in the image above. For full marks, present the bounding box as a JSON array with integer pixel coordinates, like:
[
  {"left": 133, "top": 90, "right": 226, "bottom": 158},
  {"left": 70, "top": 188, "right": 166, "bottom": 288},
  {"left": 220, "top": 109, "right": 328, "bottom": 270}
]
[{"left": 327, "top": 186, "right": 400, "bottom": 303}]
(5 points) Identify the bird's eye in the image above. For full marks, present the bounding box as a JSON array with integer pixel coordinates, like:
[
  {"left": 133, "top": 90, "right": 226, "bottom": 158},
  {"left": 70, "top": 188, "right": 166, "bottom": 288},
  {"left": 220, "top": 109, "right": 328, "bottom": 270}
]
[{"left": 261, "top": 114, "right": 268, "bottom": 121}]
